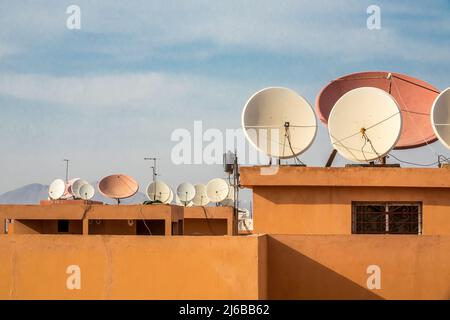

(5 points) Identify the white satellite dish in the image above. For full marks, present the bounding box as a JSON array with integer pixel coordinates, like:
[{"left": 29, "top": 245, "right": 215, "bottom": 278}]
[
  {"left": 177, "top": 182, "right": 196, "bottom": 203},
  {"left": 67, "top": 178, "right": 80, "bottom": 197},
  {"left": 164, "top": 188, "right": 174, "bottom": 204},
  {"left": 48, "top": 179, "right": 66, "bottom": 200},
  {"left": 192, "top": 184, "right": 210, "bottom": 206},
  {"left": 206, "top": 178, "right": 229, "bottom": 203},
  {"left": 220, "top": 186, "right": 235, "bottom": 206},
  {"left": 242, "top": 87, "right": 317, "bottom": 159},
  {"left": 71, "top": 179, "right": 88, "bottom": 199},
  {"left": 328, "top": 87, "right": 402, "bottom": 162},
  {"left": 146, "top": 180, "right": 171, "bottom": 203},
  {"left": 431, "top": 87, "right": 450, "bottom": 150},
  {"left": 175, "top": 194, "right": 183, "bottom": 206},
  {"left": 79, "top": 183, "right": 95, "bottom": 201}
]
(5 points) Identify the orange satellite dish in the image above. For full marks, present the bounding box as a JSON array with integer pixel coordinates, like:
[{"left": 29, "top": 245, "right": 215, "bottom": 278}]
[
  {"left": 98, "top": 174, "right": 139, "bottom": 204},
  {"left": 316, "top": 71, "right": 440, "bottom": 149}
]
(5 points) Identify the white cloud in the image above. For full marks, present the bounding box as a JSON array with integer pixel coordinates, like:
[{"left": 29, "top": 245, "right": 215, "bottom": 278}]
[
  {"left": 0, "top": 72, "right": 248, "bottom": 112},
  {"left": 0, "top": 0, "right": 448, "bottom": 63}
]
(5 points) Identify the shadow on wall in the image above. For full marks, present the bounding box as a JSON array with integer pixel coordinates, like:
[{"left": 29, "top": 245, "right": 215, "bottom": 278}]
[{"left": 267, "top": 236, "right": 383, "bottom": 300}]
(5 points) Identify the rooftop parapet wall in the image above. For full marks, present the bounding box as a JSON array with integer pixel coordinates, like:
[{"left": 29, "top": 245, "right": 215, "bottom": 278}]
[
  {"left": 240, "top": 166, "right": 450, "bottom": 188},
  {"left": 0, "top": 234, "right": 266, "bottom": 300}
]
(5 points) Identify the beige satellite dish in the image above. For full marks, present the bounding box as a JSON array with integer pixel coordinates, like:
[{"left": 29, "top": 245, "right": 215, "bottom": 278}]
[
  {"left": 176, "top": 182, "right": 196, "bottom": 203},
  {"left": 193, "top": 184, "right": 210, "bottom": 206},
  {"left": 146, "top": 181, "right": 171, "bottom": 203},
  {"left": 71, "top": 179, "right": 89, "bottom": 199},
  {"left": 206, "top": 178, "right": 229, "bottom": 203},
  {"left": 242, "top": 87, "right": 317, "bottom": 159},
  {"left": 79, "top": 183, "right": 95, "bottom": 200},
  {"left": 431, "top": 88, "right": 450, "bottom": 149},
  {"left": 328, "top": 87, "right": 402, "bottom": 162}
]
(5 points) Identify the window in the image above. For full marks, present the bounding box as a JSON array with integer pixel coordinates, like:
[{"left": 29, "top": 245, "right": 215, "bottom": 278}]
[
  {"left": 352, "top": 202, "right": 422, "bottom": 234},
  {"left": 57, "top": 220, "right": 70, "bottom": 233}
]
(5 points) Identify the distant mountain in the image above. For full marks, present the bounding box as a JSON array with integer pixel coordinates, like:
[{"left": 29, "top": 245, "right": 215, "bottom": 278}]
[{"left": 0, "top": 183, "right": 147, "bottom": 205}]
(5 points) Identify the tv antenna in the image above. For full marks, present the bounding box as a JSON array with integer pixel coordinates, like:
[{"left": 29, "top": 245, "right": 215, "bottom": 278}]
[
  {"left": 63, "top": 159, "right": 70, "bottom": 182},
  {"left": 144, "top": 157, "right": 158, "bottom": 182}
]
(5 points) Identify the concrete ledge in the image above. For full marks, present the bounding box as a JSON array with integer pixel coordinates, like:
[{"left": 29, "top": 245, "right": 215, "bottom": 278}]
[{"left": 240, "top": 166, "right": 450, "bottom": 188}]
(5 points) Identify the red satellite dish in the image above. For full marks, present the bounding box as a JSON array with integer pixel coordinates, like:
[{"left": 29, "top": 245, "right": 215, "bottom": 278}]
[
  {"left": 316, "top": 71, "right": 440, "bottom": 149},
  {"left": 98, "top": 174, "right": 139, "bottom": 203}
]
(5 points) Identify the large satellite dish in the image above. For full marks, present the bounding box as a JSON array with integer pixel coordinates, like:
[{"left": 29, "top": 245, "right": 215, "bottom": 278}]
[
  {"left": 48, "top": 179, "right": 66, "bottom": 200},
  {"left": 98, "top": 174, "right": 139, "bottom": 204},
  {"left": 242, "top": 87, "right": 317, "bottom": 159},
  {"left": 79, "top": 183, "right": 95, "bottom": 201},
  {"left": 206, "top": 178, "right": 229, "bottom": 202},
  {"left": 431, "top": 88, "right": 450, "bottom": 150},
  {"left": 328, "top": 87, "right": 402, "bottom": 162},
  {"left": 177, "top": 182, "right": 196, "bottom": 205},
  {"left": 146, "top": 181, "right": 171, "bottom": 203},
  {"left": 71, "top": 179, "right": 89, "bottom": 199},
  {"left": 317, "top": 71, "right": 440, "bottom": 149},
  {"left": 192, "top": 184, "right": 210, "bottom": 206}
]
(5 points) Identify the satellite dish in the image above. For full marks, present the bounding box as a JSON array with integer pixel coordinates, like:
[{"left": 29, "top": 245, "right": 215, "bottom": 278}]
[
  {"left": 328, "top": 87, "right": 402, "bottom": 162},
  {"left": 98, "top": 174, "right": 139, "bottom": 204},
  {"left": 48, "top": 179, "right": 66, "bottom": 200},
  {"left": 165, "top": 188, "right": 174, "bottom": 204},
  {"left": 206, "top": 178, "right": 229, "bottom": 202},
  {"left": 220, "top": 186, "right": 235, "bottom": 206},
  {"left": 431, "top": 88, "right": 450, "bottom": 149},
  {"left": 176, "top": 183, "right": 196, "bottom": 203},
  {"left": 146, "top": 181, "right": 171, "bottom": 203},
  {"left": 316, "top": 71, "right": 440, "bottom": 149},
  {"left": 175, "top": 194, "right": 183, "bottom": 206},
  {"left": 67, "top": 178, "right": 80, "bottom": 197},
  {"left": 79, "top": 183, "right": 95, "bottom": 201},
  {"left": 71, "top": 179, "right": 89, "bottom": 199},
  {"left": 192, "top": 184, "right": 210, "bottom": 206},
  {"left": 242, "top": 87, "right": 317, "bottom": 159}
]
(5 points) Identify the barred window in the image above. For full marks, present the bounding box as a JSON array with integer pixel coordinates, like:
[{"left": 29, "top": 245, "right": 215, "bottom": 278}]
[{"left": 352, "top": 202, "right": 422, "bottom": 235}]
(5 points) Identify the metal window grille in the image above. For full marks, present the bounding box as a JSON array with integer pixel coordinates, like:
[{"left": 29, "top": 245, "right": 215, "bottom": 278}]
[{"left": 352, "top": 202, "right": 422, "bottom": 235}]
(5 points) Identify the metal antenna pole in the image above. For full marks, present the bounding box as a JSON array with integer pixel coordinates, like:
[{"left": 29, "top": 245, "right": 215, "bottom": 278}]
[
  {"left": 63, "top": 159, "right": 70, "bottom": 182},
  {"left": 144, "top": 157, "right": 158, "bottom": 182}
]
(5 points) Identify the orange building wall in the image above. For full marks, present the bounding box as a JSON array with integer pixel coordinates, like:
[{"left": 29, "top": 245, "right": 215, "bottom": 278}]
[
  {"left": 267, "top": 235, "right": 450, "bottom": 300},
  {"left": 253, "top": 186, "right": 450, "bottom": 234},
  {"left": 240, "top": 167, "right": 450, "bottom": 235},
  {"left": 0, "top": 234, "right": 266, "bottom": 300}
]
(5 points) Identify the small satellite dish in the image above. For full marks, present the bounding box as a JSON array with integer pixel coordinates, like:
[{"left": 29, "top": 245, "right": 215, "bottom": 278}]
[
  {"left": 242, "top": 87, "right": 317, "bottom": 159},
  {"left": 328, "top": 87, "right": 402, "bottom": 162},
  {"left": 165, "top": 188, "right": 174, "bottom": 204},
  {"left": 431, "top": 88, "right": 450, "bottom": 149},
  {"left": 146, "top": 181, "right": 171, "bottom": 203},
  {"left": 98, "top": 174, "right": 139, "bottom": 204},
  {"left": 192, "top": 184, "right": 210, "bottom": 206},
  {"left": 48, "top": 179, "right": 66, "bottom": 200},
  {"left": 220, "top": 186, "right": 235, "bottom": 206},
  {"left": 206, "top": 178, "right": 229, "bottom": 202},
  {"left": 71, "top": 179, "right": 89, "bottom": 199},
  {"left": 79, "top": 183, "right": 95, "bottom": 201},
  {"left": 175, "top": 194, "right": 183, "bottom": 206},
  {"left": 176, "top": 182, "right": 196, "bottom": 203},
  {"left": 67, "top": 178, "right": 80, "bottom": 197}
]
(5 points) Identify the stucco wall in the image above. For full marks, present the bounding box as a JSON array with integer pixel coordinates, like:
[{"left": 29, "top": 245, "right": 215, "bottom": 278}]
[
  {"left": 0, "top": 234, "right": 266, "bottom": 300},
  {"left": 253, "top": 186, "right": 450, "bottom": 234},
  {"left": 267, "top": 235, "right": 450, "bottom": 299}
]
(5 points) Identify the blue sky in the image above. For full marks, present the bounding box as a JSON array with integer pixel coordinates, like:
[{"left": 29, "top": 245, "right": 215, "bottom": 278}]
[{"left": 0, "top": 0, "right": 449, "bottom": 201}]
